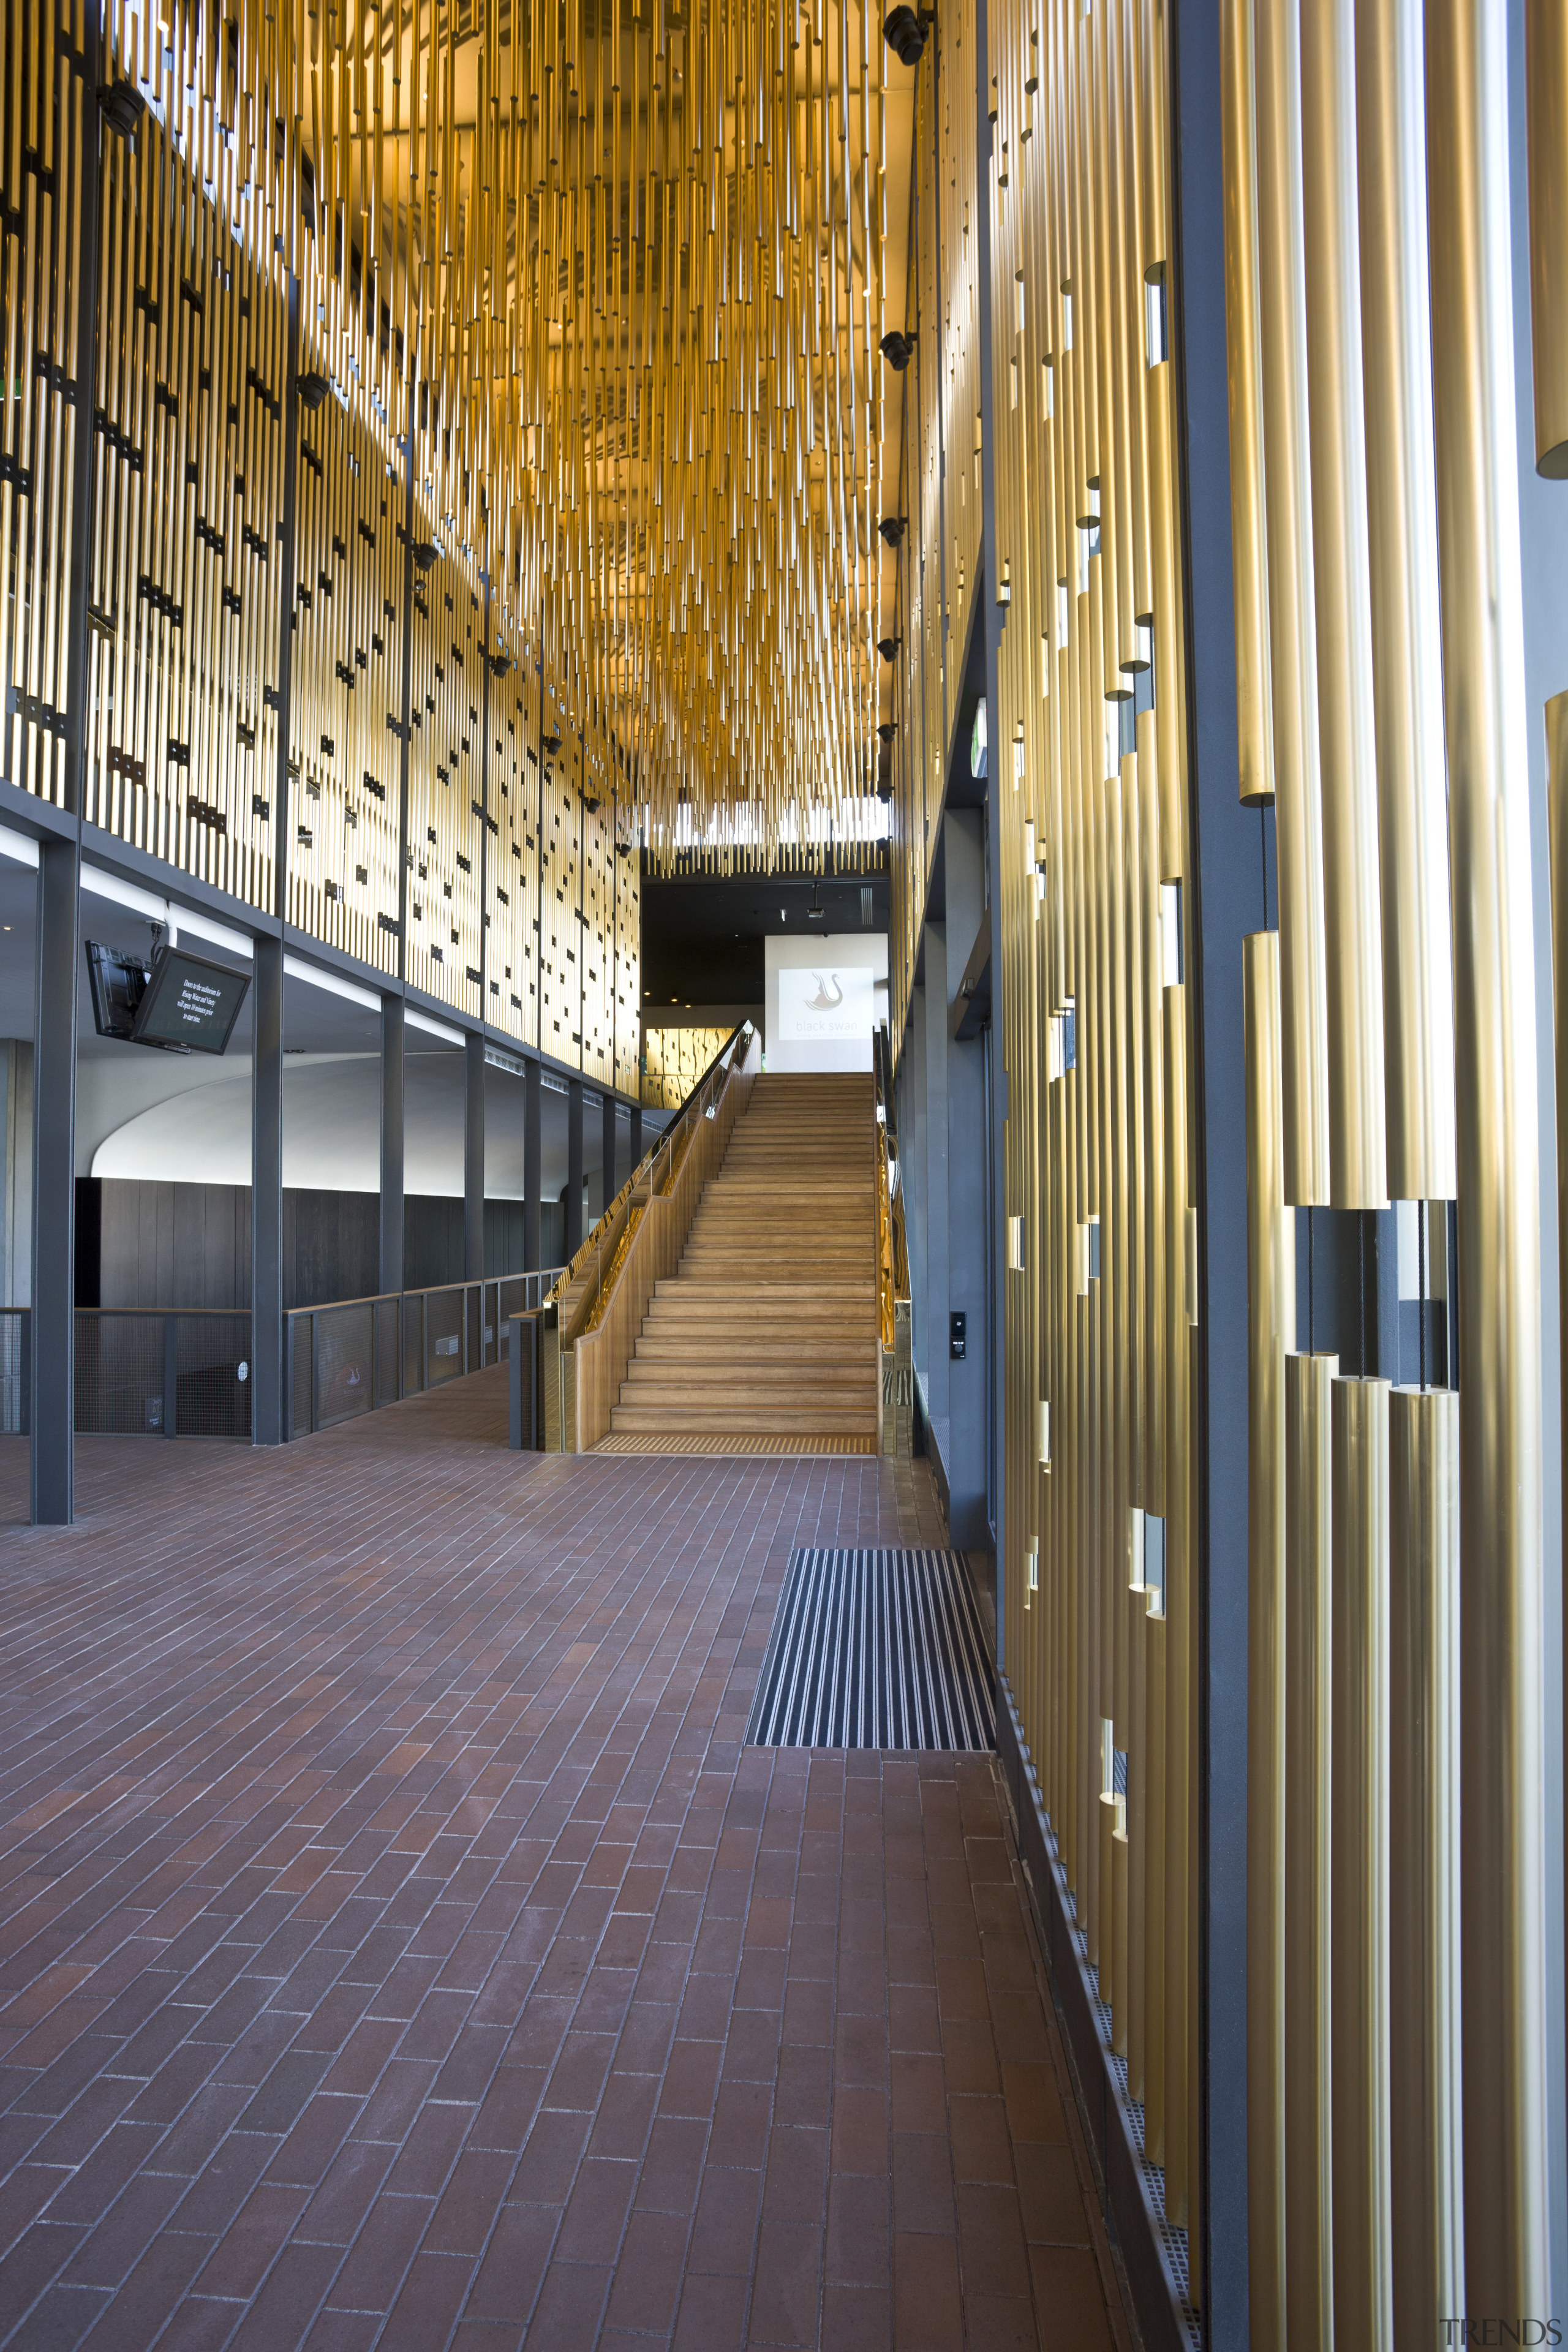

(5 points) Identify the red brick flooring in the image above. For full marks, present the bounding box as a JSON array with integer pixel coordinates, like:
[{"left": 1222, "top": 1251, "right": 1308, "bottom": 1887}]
[{"left": 0, "top": 1373, "right": 1126, "bottom": 2351}]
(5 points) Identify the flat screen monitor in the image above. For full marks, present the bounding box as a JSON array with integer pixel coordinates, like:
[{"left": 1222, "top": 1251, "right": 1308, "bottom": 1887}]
[
  {"left": 130, "top": 945, "right": 250, "bottom": 1055},
  {"left": 85, "top": 940, "right": 153, "bottom": 1042}
]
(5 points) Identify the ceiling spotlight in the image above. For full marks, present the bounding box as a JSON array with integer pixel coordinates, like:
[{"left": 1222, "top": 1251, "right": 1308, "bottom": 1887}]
[
  {"left": 883, "top": 6, "right": 931, "bottom": 67},
  {"left": 543, "top": 732, "right": 562, "bottom": 755},
  {"left": 97, "top": 80, "right": 146, "bottom": 137},
  {"left": 880, "top": 330, "right": 916, "bottom": 372},
  {"left": 877, "top": 636, "right": 901, "bottom": 662},
  {"left": 876, "top": 780, "right": 894, "bottom": 804},
  {"left": 878, "top": 516, "right": 908, "bottom": 549},
  {"left": 877, "top": 722, "right": 897, "bottom": 746},
  {"left": 296, "top": 371, "right": 332, "bottom": 412},
  {"left": 488, "top": 652, "right": 511, "bottom": 678},
  {"left": 584, "top": 794, "right": 601, "bottom": 813},
  {"left": 411, "top": 539, "right": 439, "bottom": 573}
]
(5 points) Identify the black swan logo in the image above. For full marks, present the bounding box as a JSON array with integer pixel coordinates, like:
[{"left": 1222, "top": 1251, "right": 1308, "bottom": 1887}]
[{"left": 805, "top": 971, "right": 844, "bottom": 1010}]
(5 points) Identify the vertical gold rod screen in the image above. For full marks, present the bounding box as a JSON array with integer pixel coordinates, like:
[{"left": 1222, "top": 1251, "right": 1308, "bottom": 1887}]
[
  {"left": 1245, "top": 930, "right": 1291, "bottom": 2352},
  {"left": 1425, "top": 0, "right": 1550, "bottom": 2315}
]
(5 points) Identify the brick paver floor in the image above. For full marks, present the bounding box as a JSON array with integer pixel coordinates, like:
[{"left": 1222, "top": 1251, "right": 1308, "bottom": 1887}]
[{"left": 0, "top": 1370, "right": 1125, "bottom": 2351}]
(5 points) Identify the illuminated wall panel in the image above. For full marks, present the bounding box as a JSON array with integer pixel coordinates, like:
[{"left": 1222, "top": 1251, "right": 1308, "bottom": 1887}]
[
  {"left": 286, "top": 377, "right": 402, "bottom": 971},
  {"left": 2, "top": 20, "right": 637, "bottom": 1094}
]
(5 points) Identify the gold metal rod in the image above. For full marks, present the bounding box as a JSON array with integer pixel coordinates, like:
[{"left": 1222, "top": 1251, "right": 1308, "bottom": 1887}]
[
  {"left": 1329, "top": 1373, "right": 1393, "bottom": 2346},
  {"left": 1245, "top": 927, "right": 1291, "bottom": 2352},
  {"left": 1388, "top": 1384, "right": 1464, "bottom": 2348},
  {"left": 1218, "top": 0, "right": 1273, "bottom": 805},
  {"left": 1252, "top": 0, "right": 1330, "bottom": 1204},
  {"left": 1283, "top": 1346, "right": 1336, "bottom": 2346},
  {"left": 1355, "top": 0, "right": 1456, "bottom": 1204},
  {"left": 1299, "top": 0, "right": 1385, "bottom": 1210},
  {"left": 1426, "top": 0, "right": 1551, "bottom": 2312}
]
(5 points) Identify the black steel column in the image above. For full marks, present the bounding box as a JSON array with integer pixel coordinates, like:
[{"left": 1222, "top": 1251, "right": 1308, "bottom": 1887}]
[
  {"left": 601, "top": 1091, "right": 617, "bottom": 1213},
  {"left": 464, "top": 1031, "right": 485, "bottom": 1280},
  {"left": 1170, "top": 0, "right": 1256, "bottom": 2335},
  {"left": 31, "top": 840, "right": 80, "bottom": 1522},
  {"left": 523, "top": 1056, "right": 542, "bottom": 1270},
  {"left": 630, "top": 1104, "right": 643, "bottom": 1169},
  {"left": 380, "top": 992, "right": 405, "bottom": 1294},
  {"left": 566, "top": 1077, "right": 584, "bottom": 1257},
  {"left": 251, "top": 274, "right": 301, "bottom": 1448},
  {"left": 249, "top": 934, "right": 285, "bottom": 1444},
  {"left": 32, "top": 13, "right": 103, "bottom": 1520}
]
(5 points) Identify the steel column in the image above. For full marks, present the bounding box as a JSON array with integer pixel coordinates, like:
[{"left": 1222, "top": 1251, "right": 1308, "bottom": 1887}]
[
  {"left": 30, "top": 838, "right": 80, "bottom": 1521},
  {"left": 464, "top": 1030, "right": 485, "bottom": 1281},
  {"left": 601, "top": 1091, "right": 617, "bottom": 1215},
  {"left": 250, "top": 933, "right": 285, "bottom": 1444},
  {"left": 566, "top": 1078, "right": 584, "bottom": 1258},
  {"left": 380, "top": 992, "right": 405, "bottom": 1294},
  {"left": 1170, "top": 0, "right": 1262, "bottom": 2331},
  {"left": 524, "top": 1057, "right": 542, "bottom": 1270}
]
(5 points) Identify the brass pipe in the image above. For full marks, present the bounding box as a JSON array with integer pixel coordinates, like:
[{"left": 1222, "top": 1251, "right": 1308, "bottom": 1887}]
[
  {"left": 1284, "top": 1348, "right": 1336, "bottom": 2346},
  {"left": 1128, "top": 1557, "right": 1148, "bottom": 2095},
  {"left": 1299, "top": 0, "right": 1386, "bottom": 1211},
  {"left": 1112, "top": 1796, "right": 1130, "bottom": 2059},
  {"left": 1389, "top": 1385, "right": 1463, "bottom": 2347},
  {"left": 1245, "top": 929, "right": 1291, "bottom": 2352},
  {"left": 1219, "top": 0, "right": 1274, "bottom": 805},
  {"left": 1253, "top": 0, "right": 1330, "bottom": 1204},
  {"left": 1355, "top": 0, "right": 1456, "bottom": 1203},
  {"left": 1163, "top": 984, "right": 1191, "bottom": 2226},
  {"left": 1526, "top": 0, "right": 1568, "bottom": 476},
  {"left": 1426, "top": 0, "right": 1551, "bottom": 2311},
  {"left": 1144, "top": 1599, "right": 1168, "bottom": 2164},
  {"left": 1330, "top": 1374, "right": 1393, "bottom": 2346}
]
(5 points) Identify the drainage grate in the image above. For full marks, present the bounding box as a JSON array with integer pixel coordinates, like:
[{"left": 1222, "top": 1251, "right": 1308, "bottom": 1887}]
[{"left": 745, "top": 1548, "right": 995, "bottom": 1751}]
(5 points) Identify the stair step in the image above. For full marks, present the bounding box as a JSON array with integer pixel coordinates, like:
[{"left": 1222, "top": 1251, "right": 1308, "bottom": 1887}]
[{"left": 609, "top": 1406, "right": 881, "bottom": 1434}]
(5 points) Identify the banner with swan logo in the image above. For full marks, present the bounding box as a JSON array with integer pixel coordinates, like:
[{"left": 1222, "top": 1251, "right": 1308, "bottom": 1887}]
[{"left": 775, "top": 962, "right": 875, "bottom": 1042}]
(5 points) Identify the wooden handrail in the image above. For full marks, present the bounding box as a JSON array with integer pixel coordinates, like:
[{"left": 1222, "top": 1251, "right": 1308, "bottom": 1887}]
[{"left": 543, "top": 1024, "right": 763, "bottom": 1450}]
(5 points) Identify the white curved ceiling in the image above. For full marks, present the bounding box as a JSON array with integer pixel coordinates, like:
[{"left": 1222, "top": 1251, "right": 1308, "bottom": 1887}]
[{"left": 91, "top": 1052, "right": 602, "bottom": 1197}]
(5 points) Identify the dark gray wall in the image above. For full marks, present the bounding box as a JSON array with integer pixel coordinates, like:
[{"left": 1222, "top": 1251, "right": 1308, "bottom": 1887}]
[{"left": 77, "top": 1178, "right": 559, "bottom": 1311}]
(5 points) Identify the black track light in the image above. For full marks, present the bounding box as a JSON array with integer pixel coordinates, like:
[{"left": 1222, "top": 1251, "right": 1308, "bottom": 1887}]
[
  {"left": 543, "top": 732, "right": 562, "bottom": 756},
  {"left": 411, "top": 540, "right": 439, "bottom": 573},
  {"left": 488, "top": 652, "right": 511, "bottom": 678},
  {"left": 880, "top": 329, "right": 916, "bottom": 372},
  {"left": 877, "top": 722, "right": 897, "bottom": 747},
  {"left": 97, "top": 80, "right": 146, "bottom": 137},
  {"left": 878, "top": 516, "right": 908, "bottom": 549},
  {"left": 296, "top": 371, "right": 331, "bottom": 413},
  {"left": 877, "top": 636, "right": 901, "bottom": 663},
  {"left": 883, "top": 6, "right": 930, "bottom": 67}
]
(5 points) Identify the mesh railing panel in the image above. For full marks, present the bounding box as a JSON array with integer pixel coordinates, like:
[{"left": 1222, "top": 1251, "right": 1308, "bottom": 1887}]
[
  {"left": 315, "top": 1303, "right": 375, "bottom": 1428},
  {"left": 374, "top": 1298, "right": 399, "bottom": 1407},
  {"left": 402, "top": 1297, "right": 425, "bottom": 1398},
  {"left": 426, "top": 1289, "right": 465, "bottom": 1386},
  {"left": 75, "top": 1314, "right": 168, "bottom": 1434},
  {"left": 175, "top": 1316, "right": 252, "bottom": 1439},
  {"left": 292, "top": 1317, "right": 314, "bottom": 1439},
  {"left": 0, "top": 1312, "right": 26, "bottom": 1436}
]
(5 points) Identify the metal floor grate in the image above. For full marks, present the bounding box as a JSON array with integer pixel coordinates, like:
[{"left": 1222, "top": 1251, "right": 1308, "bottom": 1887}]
[{"left": 745, "top": 1548, "right": 995, "bottom": 1751}]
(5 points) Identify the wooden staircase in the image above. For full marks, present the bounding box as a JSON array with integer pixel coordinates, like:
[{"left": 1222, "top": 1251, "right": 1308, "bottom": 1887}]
[{"left": 607, "top": 1073, "right": 880, "bottom": 1440}]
